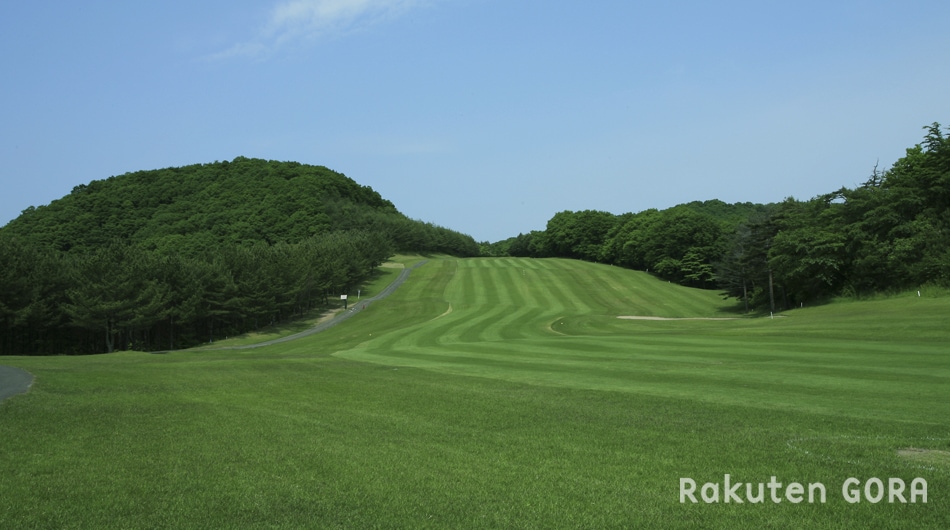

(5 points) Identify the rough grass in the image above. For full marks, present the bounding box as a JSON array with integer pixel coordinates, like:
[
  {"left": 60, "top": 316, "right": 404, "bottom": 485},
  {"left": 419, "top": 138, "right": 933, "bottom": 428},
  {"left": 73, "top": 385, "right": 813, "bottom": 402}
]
[{"left": 1, "top": 257, "right": 948, "bottom": 528}]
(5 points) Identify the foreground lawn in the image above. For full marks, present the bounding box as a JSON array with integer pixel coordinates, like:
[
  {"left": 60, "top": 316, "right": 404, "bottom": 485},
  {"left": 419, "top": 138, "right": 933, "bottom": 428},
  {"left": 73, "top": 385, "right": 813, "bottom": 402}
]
[{"left": 1, "top": 257, "right": 948, "bottom": 528}]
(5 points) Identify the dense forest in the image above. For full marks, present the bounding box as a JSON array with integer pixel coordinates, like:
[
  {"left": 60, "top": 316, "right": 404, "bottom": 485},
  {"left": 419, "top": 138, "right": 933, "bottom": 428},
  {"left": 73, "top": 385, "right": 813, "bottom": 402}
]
[
  {"left": 3, "top": 157, "right": 479, "bottom": 257},
  {"left": 488, "top": 123, "right": 950, "bottom": 311},
  {"left": 0, "top": 158, "right": 478, "bottom": 355}
]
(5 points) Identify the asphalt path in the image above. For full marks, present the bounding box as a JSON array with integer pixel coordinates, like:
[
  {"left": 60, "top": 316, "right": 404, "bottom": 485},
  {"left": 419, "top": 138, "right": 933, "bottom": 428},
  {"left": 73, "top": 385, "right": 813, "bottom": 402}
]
[
  {"left": 203, "top": 259, "right": 429, "bottom": 351},
  {"left": 0, "top": 366, "right": 33, "bottom": 402}
]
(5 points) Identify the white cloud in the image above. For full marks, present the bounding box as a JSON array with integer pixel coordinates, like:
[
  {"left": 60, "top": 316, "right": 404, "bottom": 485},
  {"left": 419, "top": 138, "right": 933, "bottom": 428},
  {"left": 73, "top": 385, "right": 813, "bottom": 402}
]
[{"left": 212, "top": 0, "right": 430, "bottom": 60}]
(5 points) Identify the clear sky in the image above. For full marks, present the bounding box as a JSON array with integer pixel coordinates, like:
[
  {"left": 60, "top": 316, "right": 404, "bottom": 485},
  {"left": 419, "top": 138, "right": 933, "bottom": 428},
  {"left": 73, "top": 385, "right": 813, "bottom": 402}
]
[{"left": 2, "top": 1, "right": 949, "bottom": 242}]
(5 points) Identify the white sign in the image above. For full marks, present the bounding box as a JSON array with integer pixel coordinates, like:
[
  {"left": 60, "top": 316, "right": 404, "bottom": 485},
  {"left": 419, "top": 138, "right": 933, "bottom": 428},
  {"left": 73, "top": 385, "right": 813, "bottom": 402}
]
[{"left": 340, "top": 295, "right": 348, "bottom": 300}]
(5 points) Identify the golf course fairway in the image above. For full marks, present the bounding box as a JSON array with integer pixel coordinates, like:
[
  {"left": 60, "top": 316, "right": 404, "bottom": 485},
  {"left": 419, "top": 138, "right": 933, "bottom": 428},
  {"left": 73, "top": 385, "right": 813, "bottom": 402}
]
[{"left": 1, "top": 257, "right": 947, "bottom": 528}]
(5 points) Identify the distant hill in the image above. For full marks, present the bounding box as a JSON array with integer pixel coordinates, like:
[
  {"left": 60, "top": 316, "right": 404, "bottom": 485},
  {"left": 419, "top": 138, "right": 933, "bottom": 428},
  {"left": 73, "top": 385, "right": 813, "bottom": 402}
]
[{"left": 2, "top": 157, "right": 479, "bottom": 256}]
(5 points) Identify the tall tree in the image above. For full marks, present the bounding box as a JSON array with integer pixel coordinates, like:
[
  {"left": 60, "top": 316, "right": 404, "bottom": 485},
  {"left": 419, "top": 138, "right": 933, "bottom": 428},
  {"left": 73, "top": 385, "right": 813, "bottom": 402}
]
[{"left": 63, "top": 243, "right": 163, "bottom": 352}]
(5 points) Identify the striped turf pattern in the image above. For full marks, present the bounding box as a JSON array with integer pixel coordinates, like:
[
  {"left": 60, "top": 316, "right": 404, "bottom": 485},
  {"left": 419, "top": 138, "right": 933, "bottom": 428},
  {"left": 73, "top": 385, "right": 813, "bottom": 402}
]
[
  {"left": 336, "top": 257, "right": 741, "bottom": 391},
  {"left": 332, "top": 257, "right": 949, "bottom": 423}
]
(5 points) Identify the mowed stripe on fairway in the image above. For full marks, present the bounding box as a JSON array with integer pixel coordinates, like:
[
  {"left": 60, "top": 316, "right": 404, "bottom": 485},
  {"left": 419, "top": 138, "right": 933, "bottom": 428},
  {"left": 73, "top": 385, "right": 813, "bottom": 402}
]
[
  {"left": 335, "top": 257, "right": 950, "bottom": 424},
  {"left": 335, "top": 257, "right": 721, "bottom": 375}
]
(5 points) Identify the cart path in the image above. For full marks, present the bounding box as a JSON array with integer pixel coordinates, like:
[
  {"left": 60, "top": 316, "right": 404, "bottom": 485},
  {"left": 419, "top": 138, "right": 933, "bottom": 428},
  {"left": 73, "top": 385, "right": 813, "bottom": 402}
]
[
  {"left": 210, "top": 259, "right": 428, "bottom": 350},
  {"left": 0, "top": 366, "right": 33, "bottom": 402}
]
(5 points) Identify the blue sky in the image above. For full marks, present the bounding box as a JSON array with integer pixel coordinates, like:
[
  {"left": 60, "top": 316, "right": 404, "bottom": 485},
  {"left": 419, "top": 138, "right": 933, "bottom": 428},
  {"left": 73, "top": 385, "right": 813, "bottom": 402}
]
[{"left": 2, "top": 1, "right": 949, "bottom": 242}]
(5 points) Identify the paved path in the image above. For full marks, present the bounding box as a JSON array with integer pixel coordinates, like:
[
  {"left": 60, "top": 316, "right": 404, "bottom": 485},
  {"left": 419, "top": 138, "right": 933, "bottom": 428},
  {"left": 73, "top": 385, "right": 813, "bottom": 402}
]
[
  {"left": 0, "top": 366, "right": 33, "bottom": 402},
  {"left": 210, "top": 260, "right": 428, "bottom": 350}
]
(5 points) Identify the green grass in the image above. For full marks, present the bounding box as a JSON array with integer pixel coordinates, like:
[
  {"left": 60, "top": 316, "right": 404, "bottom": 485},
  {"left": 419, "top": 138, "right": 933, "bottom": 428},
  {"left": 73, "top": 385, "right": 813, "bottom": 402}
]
[{"left": 1, "top": 257, "right": 948, "bottom": 528}]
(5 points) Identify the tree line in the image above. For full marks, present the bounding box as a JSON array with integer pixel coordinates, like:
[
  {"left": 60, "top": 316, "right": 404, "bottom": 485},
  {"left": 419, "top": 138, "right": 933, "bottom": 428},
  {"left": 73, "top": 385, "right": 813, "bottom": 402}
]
[
  {"left": 489, "top": 123, "right": 950, "bottom": 310},
  {"left": 0, "top": 231, "right": 391, "bottom": 355},
  {"left": 487, "top": 201, "right": 767, "bottom": 290},
  {"left": 720, "top": 123, "right": 949, "bottom": 310}
]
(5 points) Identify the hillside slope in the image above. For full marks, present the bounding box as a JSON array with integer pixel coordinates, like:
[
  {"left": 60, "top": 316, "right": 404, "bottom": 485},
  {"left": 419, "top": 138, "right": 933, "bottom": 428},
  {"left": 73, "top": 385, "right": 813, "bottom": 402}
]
[{"left": 2, "top": 157, "right": 478, "bottom": 256}]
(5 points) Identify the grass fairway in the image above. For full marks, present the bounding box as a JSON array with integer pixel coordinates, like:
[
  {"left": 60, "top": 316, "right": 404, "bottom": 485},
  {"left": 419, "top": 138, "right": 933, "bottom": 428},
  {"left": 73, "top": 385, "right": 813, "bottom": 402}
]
[{"left": 1, "top": 257, "right": 948, "bottom": 528}]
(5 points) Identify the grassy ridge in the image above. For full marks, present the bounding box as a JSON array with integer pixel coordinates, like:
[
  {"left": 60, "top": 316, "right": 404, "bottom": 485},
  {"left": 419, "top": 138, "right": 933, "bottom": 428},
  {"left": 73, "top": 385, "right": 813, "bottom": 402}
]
[{"left": 1, "top": 257, "right": 948, "bottom": 528}]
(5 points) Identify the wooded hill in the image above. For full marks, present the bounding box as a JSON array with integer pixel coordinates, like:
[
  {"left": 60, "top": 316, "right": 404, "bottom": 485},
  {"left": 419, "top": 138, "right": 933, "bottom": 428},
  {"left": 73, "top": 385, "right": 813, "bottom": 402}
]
[
  {"left": 0, "top": 158, "right": 478, "bottom": 355},
  {"left": 489, "top": 123, "right": 950, "bottom": 310},
  {"left": 4, "top": 157, "right": 479, "bottom": 256}
]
